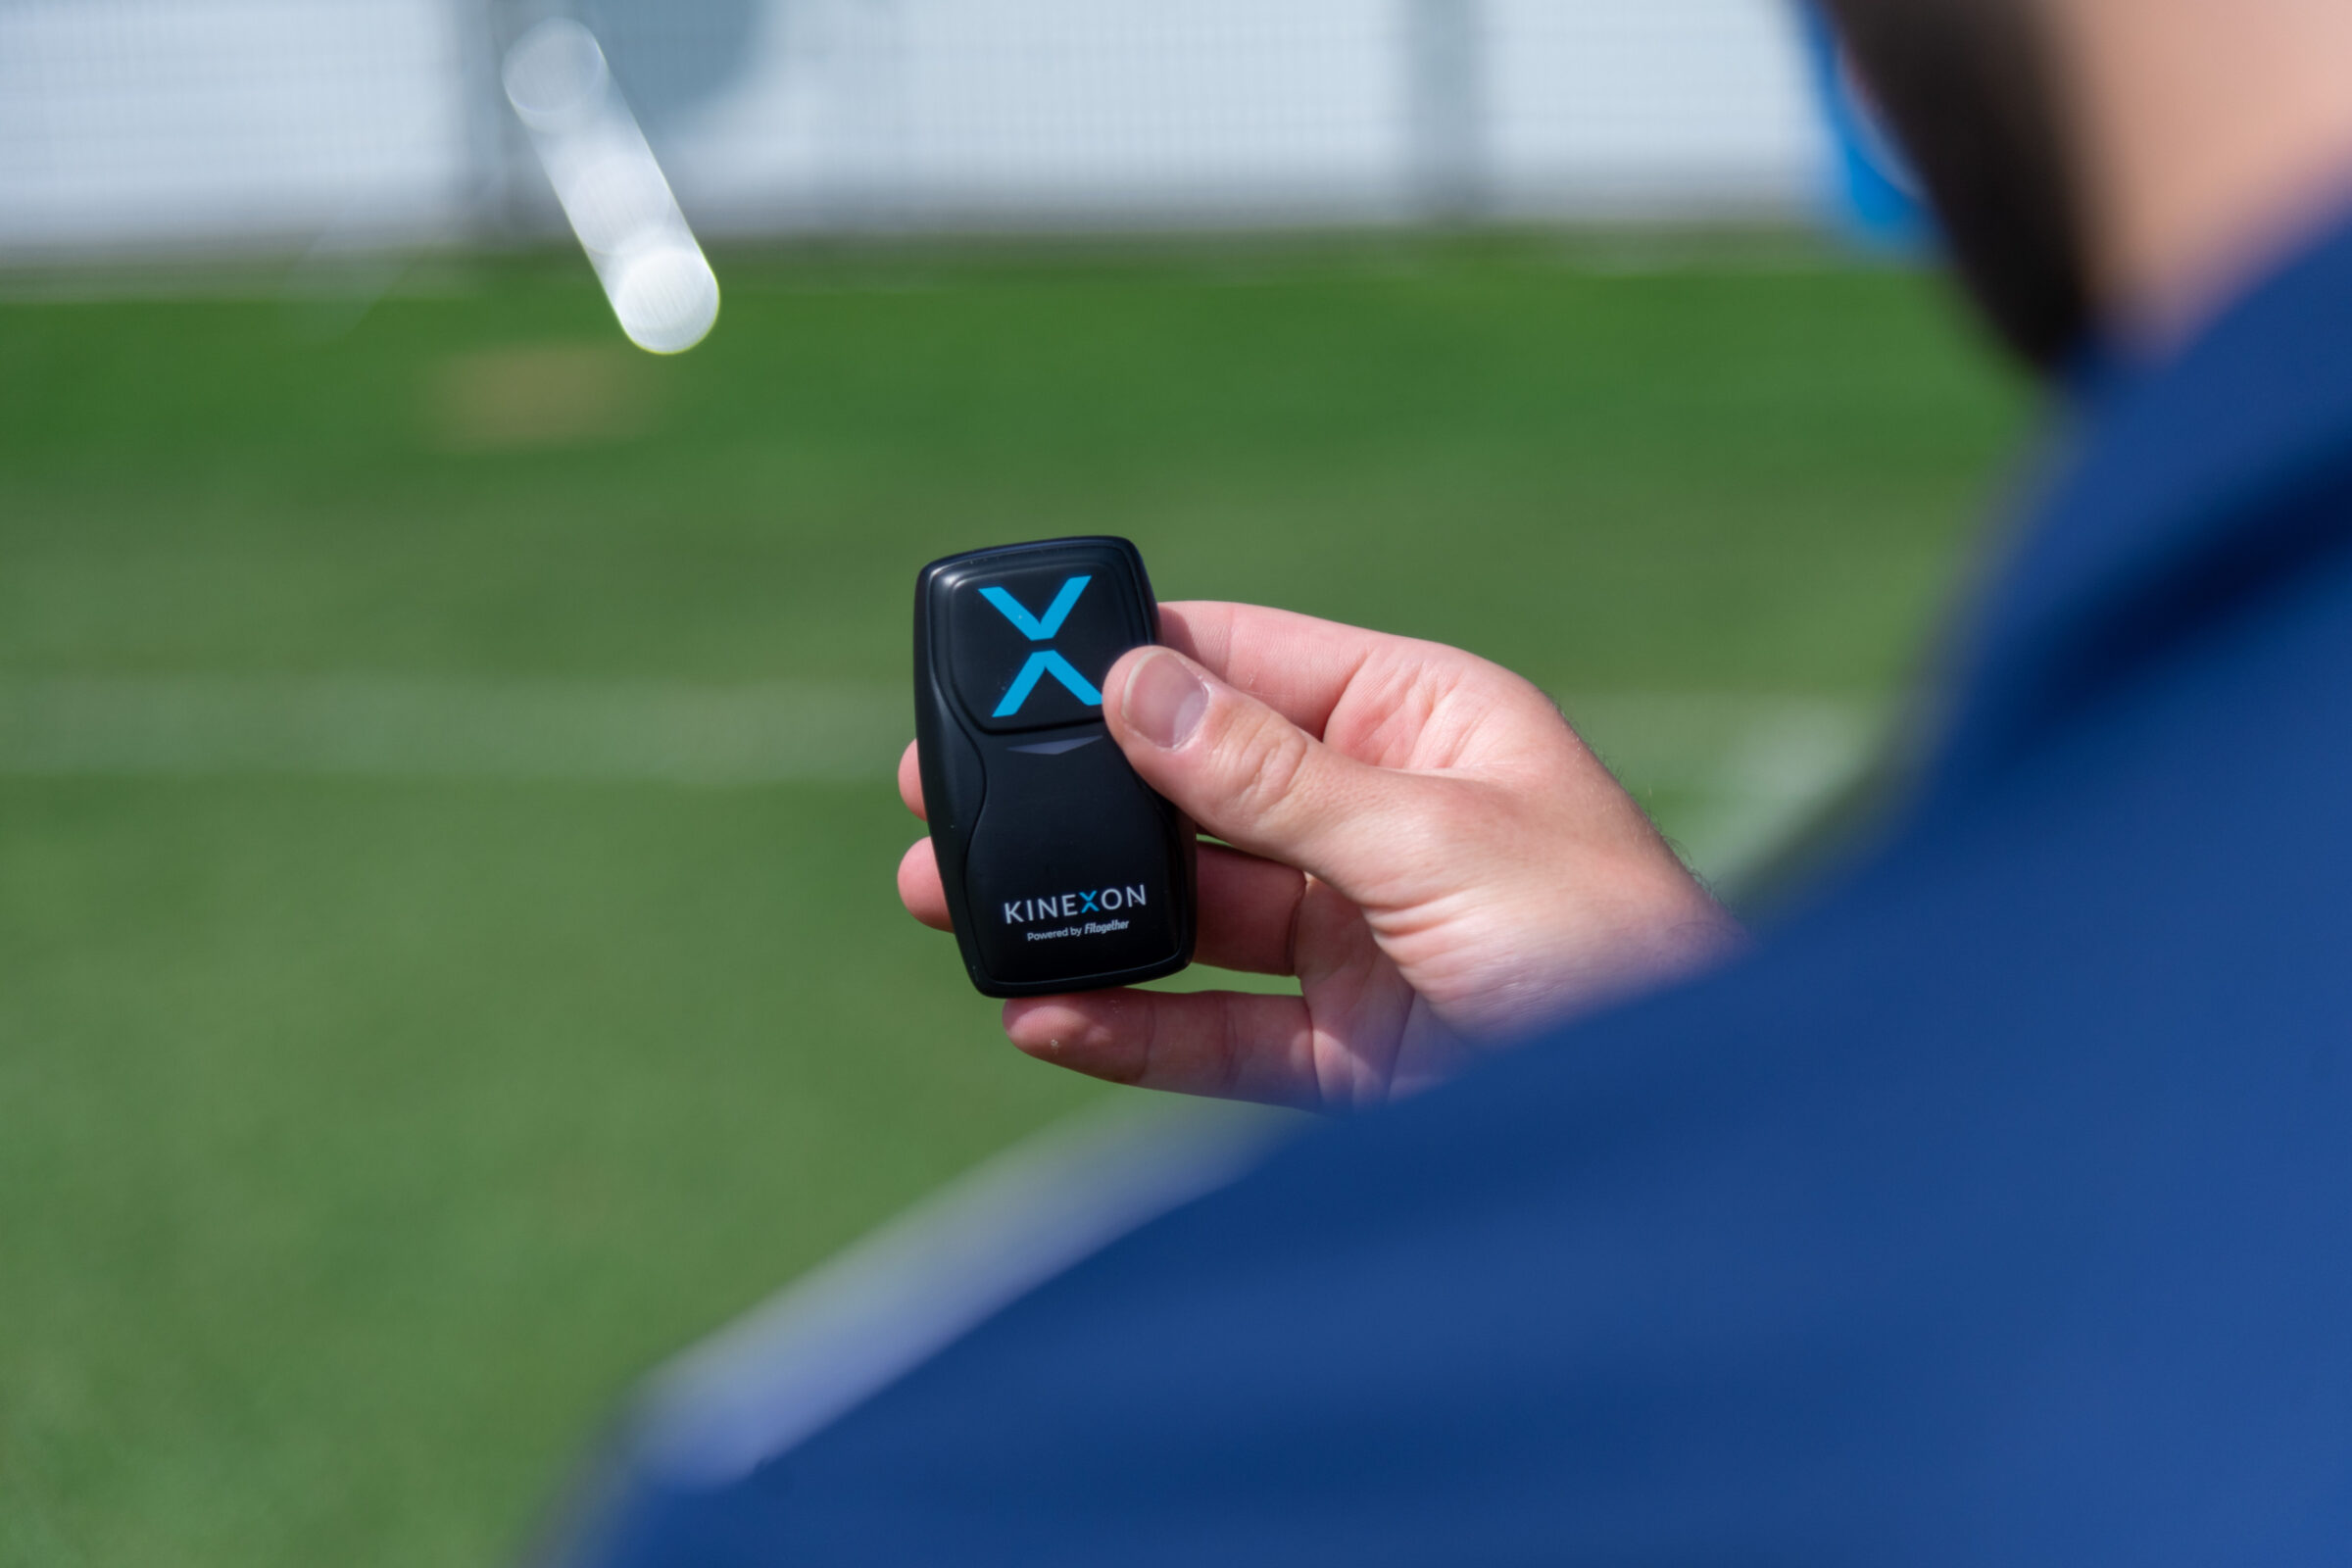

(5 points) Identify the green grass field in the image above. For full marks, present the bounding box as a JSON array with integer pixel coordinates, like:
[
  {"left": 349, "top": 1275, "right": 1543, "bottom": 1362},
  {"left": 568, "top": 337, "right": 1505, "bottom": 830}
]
[{"left": 0, "top": 238, "right": 2025, "bottom": 1566}]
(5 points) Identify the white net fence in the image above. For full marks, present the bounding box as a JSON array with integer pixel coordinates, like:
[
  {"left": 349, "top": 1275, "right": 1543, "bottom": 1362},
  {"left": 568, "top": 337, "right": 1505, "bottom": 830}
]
[{"left": 0, "top": 0, "right": 1828, "bottom": 260}]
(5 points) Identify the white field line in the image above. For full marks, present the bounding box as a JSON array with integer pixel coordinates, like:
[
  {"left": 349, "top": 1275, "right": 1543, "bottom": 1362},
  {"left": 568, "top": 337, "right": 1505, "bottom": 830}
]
[
  {"left": 0, "top": 675, "right": 909, "bottom": 786},
  {"left": 0, "top": 675, "right": 1887, "bottom": 875},
  {"left": 1559, "top": 692, "right": 1889, "bottom": 882}
]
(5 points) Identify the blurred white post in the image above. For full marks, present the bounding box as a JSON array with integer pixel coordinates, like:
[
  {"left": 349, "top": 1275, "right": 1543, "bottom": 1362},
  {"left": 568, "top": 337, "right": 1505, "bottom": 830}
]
[
  {"left": 825, "top": 0, "right": 910, "bottom": 231},
  {"left": 455, "top": 0, "right": 524, "bottom": 239},
  {"left": 1404, "top": 0, "right": 1488, "bottom": 221}
]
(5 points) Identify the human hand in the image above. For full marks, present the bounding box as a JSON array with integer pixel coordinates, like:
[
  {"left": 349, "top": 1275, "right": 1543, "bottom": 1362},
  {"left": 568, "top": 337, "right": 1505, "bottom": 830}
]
[{"left": 897, "top": 603, "right": 1742, "bottom": 1111}]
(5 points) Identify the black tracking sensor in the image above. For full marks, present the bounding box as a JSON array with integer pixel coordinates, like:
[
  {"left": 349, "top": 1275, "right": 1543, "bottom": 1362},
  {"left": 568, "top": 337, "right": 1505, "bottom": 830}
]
[{"left": 914, "top": 537, "right": 1199, "bottom": 998}]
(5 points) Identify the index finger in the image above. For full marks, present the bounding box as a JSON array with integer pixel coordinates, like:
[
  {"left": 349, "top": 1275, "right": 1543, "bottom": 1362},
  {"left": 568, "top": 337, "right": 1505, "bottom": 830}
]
[
  {"left": 1158, "top": 601, "right": 1494, "bottom": 743},
  {"left": 899, "top": 739, "right": 925, "bottom": 819}
]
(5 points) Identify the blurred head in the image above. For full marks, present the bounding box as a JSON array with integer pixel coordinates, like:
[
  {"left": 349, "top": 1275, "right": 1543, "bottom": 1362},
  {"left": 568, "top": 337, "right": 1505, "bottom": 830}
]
[
  {"left": 1821, "top": 0, "right": 2352, "bottom": 375},
  {"left": 1816, "top": 0, "right": 2089, "bottom": 374}
]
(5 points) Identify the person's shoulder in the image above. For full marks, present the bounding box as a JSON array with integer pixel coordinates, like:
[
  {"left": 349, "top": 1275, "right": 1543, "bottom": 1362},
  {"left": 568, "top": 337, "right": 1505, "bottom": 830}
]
[{"left": 546, "top": 775, "right": 2352, "bottom": 1567}]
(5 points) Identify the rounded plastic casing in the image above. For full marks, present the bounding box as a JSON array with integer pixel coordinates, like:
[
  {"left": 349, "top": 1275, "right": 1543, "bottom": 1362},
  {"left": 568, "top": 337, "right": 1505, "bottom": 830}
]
[{"left": 913, "top": 536, "right": 1199, "bottom": 998}]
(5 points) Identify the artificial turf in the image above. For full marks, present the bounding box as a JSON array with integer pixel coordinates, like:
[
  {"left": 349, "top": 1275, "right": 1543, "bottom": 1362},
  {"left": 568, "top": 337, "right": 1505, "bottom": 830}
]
[{"left": 0, "top": 236, "right": 2025, "bottom": 1565}]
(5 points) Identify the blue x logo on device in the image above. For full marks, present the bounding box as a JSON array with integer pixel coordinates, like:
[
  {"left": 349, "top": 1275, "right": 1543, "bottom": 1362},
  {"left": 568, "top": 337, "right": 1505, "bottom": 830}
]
[{"left": 982, "top": 575, "right": 1104, "bottom": 717}]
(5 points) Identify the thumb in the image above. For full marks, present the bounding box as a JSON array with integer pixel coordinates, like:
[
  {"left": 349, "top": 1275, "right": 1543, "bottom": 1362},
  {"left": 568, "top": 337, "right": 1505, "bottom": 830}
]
[{"left": 1102, "top": 646, "right": 1434, "bottom": 895}]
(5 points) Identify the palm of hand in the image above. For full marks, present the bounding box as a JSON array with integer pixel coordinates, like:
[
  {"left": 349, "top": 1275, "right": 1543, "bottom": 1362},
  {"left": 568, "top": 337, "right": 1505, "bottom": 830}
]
[{"left": 1268, "top": 655, "right": 1711, "bottom": 1105}]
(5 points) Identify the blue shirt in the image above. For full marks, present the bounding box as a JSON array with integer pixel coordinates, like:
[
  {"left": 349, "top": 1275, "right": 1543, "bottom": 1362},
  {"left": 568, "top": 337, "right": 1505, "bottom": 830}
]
[{"left": 557, "top": 211, "right": 2352, "bottom": 1566}]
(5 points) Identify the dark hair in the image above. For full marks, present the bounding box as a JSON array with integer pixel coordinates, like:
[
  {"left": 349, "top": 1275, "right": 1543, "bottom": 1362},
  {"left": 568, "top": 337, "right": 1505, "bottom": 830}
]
[{"left": 1817, "top": 0, "right": 2096, "bottom": 371}]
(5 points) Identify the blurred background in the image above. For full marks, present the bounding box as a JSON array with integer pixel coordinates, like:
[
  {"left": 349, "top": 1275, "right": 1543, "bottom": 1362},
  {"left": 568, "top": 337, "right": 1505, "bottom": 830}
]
[{"left": 0, "top": 2, "right": 2025, "bottom": 1562}]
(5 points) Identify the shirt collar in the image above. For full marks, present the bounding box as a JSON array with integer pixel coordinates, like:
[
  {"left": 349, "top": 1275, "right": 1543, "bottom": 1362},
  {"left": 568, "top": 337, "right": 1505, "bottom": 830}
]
[{"left": 1927, "top": 201, "right": 2352, "bottom": 800}]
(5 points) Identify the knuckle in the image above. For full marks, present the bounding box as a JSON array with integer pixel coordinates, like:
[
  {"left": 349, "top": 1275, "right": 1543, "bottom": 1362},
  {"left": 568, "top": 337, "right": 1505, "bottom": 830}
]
[
  {"left": 1102, "top": 995, "right": 1152, "bottom": 1088},
  {"left": 1214, "top": 995, "right": 1250, "bottom": 1098},
  {"left": 1220, "top": 710, "right": 1317, "bottom": 828}
]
